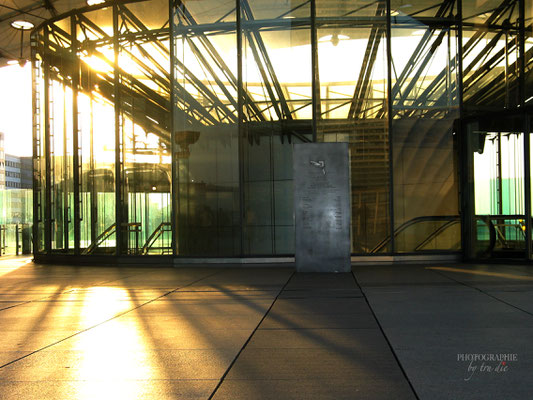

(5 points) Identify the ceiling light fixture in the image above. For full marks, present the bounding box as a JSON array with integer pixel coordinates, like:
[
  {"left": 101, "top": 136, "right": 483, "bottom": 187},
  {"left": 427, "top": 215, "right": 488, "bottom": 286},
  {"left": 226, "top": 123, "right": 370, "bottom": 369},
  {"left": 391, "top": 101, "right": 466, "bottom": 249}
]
[
  {"left": 86, "top": 0, "right": 105, "bottom": 5},
  {"left": 11, "top": 20, "right": 34, "bottom": 67},
  {"left": 10, "top": 20, "right": 34, "bottom": 30}
]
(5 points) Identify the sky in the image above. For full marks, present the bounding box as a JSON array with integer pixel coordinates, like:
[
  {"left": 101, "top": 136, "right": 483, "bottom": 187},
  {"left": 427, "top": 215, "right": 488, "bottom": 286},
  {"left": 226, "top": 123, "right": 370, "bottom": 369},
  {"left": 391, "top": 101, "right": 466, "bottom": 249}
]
[{"left": 0, "top": 63, "right": 32, "bottom": 157}]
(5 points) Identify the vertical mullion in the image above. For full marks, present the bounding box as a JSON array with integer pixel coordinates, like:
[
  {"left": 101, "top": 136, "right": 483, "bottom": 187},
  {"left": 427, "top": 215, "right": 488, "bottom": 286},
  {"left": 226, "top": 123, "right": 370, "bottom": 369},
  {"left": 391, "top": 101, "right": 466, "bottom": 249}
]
[
  {"left": 31, "top": 32, "right": 42, "bottom": 254},
  {"left": 311, "top": 0, "right": 318, "bottom": 142},
  {"left": 169, "top": 1, "right": 177, "bottom": 257},
  {"left": 43, "top": 26, "right": 52, "bottom": 254},
  {"left": 457, "top": 0, "right": 472, "bottom": 259},
  {"left": 113, "top": 5, "right": 123, "bottom": 256},
  {"left": 386, "top": 0, "right": 394, "bottom": 254},
  {"left": 524, "top": 118, "right": 531, "bottom": 260},
  {"left": 519, "top": 0, "right": 532, "bottom": 260},
  {"left": 71, "top": 16, "right": 81, "bottom": 255},
  {"left": 237, "top": 0, "right": 245, "bottom": 256},
  {"left": 457, "top": 0, "right": 463, "bottom": 118}
]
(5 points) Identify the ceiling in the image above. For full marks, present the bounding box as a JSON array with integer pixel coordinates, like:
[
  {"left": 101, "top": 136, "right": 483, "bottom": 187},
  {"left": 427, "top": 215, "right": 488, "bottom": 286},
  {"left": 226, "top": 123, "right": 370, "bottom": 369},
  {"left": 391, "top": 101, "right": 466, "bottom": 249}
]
[
  {"left": 0, "top": 0, "right": 516, "bottom": 67},
  {"left": 0, "top": 0, "right": 87, "bottom": 66}
]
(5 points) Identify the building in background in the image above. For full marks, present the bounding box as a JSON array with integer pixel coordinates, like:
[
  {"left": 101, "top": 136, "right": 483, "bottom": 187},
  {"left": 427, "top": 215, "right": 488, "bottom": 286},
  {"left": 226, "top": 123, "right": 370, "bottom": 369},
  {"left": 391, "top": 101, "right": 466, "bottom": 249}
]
[
  {"left": 0, "top": 134, "right": 33, "bottom": 255},
  {"left": 0, "top": 132, "right": 5, "bottom": 190},
  {"left": 5, "top": 155, "right": 32, "bottom": 190}
]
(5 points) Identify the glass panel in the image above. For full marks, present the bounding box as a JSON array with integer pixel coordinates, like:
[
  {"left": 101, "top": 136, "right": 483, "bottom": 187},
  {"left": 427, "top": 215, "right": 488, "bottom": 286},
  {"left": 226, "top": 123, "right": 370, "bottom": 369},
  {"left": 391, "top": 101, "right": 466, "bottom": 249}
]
[
  {"left": 392, "top": 218, "right": 461, "bottom": 252},
  {"left": 317, "top": 0, "right": 389, "bottom": 254},
  {"left": 32, "top": 50, "right": 46, "bottom": 253},
  {"left": 241, "top": 0, "right": 311, "bottom": 255},
  {"left": 525, "top": 0, "right": 533, "bottom": 104},
  {"left": 77, "top": 8, "right": 116, "bottom": 255},
  {"left": 46, "top": 23, "right": 75, "bottom": 253},
  {"left": 471, "top": 116, "right": 526, "bottom": 258},
  {"left": 317, "top": 0, "right": 381, "bottom": 17},
  {"left": 391, "top": 5, "right": 460, "bottom": 253},
  {"left": 118, "top": 1, "right": 172, "bottom": 255},
  {"left": 462, "top": 0, "right": 520, "bottom": 113},
  {"left": 173, "top": 0, "right": 240, "bottom": 256},
  {"left": 0, "top": 190, "right": 33, "bottom": 255},
  {"left": 390, "top": 0, "right": 453, "bottom": 18}
]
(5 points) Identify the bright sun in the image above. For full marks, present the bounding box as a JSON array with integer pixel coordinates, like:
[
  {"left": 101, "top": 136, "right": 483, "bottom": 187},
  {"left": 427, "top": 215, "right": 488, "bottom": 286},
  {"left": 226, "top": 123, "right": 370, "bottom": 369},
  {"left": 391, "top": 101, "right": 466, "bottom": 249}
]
[{"left": 0, "top": 63, "right": 33, "bottom": 157}]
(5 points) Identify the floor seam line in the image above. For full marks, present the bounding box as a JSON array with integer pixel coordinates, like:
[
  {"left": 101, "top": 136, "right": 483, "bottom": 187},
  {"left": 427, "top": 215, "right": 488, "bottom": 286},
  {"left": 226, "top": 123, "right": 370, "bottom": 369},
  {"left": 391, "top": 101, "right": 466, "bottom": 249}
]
[
  {"left": 0, "top": 270, "right": 153, "bottom": 313},
  {"left": 431, "top": 269, "right": 533, "bottom": 318},
  {"left": 0, "top": 270, "right": 223, "bottom": 370},
  {"left": 351, "top": 270, "right": 421, "bottom": 400},
  {"left": 207, "top": 271, "right": 296, "bottom": 400}
]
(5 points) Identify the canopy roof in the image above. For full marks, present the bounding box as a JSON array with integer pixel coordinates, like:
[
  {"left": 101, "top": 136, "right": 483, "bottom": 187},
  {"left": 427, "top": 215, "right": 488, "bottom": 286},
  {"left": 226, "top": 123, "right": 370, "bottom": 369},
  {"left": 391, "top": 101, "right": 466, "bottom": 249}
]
[{"left": 0, "top": 0, "right": 86, "bottom": 66}]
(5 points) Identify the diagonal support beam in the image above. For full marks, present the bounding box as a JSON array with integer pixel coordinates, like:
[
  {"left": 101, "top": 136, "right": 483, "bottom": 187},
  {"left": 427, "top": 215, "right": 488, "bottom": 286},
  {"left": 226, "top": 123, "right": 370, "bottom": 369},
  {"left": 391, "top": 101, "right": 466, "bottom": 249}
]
[
  {"left": 348, "top": 1, "right": 386, "bottom": 119},
  {"left": 241, "top": 0, "right": 293, "bottom": 120}
]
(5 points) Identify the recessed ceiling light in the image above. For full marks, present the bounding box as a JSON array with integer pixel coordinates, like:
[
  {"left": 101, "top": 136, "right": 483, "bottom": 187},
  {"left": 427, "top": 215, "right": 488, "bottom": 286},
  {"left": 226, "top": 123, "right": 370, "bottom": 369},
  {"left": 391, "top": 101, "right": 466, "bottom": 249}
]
[
  {"left": 86, "top": 0, "right": 105, "bottom": 5},
  {"left": 11, "top": 20, "right": 34, "bottom": 30}
]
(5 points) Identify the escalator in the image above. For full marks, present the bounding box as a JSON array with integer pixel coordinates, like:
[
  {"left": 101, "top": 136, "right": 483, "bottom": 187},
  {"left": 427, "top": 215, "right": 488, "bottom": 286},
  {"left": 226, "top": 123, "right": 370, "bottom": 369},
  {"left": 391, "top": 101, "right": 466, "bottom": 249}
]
[
  {"left": 371, "top": 215, "right": 463, "bottom": 254},
  {"left": 82, "top": 221, "right": 171, "bottom": 255},
  {"left": 371, "top": 213, "right": 531, "bottom": 258},
  {"left": 140, "top": 222, "right": 172, "bottom": 255}
]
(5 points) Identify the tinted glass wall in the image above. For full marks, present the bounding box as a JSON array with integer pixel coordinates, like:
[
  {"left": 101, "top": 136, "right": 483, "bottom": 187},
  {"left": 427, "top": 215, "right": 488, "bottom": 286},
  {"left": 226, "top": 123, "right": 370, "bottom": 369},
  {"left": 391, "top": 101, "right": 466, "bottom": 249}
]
[{"left": 32, "top": 0, "right": 533, "bottom": 258}]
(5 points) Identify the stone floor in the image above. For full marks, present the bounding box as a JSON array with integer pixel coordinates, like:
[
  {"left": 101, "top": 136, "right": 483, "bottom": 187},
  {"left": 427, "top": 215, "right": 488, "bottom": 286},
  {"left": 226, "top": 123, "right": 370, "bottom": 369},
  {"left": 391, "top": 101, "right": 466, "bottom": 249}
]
[{"left": 0, "top": 256, "right": 532, "bottom": 399}]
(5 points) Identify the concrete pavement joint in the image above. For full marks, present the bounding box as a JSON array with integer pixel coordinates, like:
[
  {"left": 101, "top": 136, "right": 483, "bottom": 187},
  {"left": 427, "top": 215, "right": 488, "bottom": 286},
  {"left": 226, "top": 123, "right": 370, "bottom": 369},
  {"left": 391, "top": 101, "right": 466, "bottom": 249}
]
[
  {"left": 0, "top": 270, "right": 223, "bottom": 370},
  {"left": 207, "top": 271, "right": 296, "bottom": 400},
  {"left": 429, "top": 269, "right": 533, "bottom": 318},
  {"left": 0, "top": 269, "right": 153, "bottom": 312},
  {"left": 351, "top": 270, "right": 421, "bottom": 400}
]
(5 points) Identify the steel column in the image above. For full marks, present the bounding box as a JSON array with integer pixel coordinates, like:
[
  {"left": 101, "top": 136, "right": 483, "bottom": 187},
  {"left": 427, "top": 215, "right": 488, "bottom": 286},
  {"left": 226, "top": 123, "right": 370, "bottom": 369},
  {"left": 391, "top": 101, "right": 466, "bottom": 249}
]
[
  {"left": 311, "top": 0, "right": 318, "bottom": 141},
  {"left": 237, "top": 0, "right": 245, "bottom": 255},
  {"left": 170, "top": 0, "right": 178, "bottom": 256},
  {"left": 71, "top": 15, "right": 81, "bottom": 255},
  {"left": 43, "top": 25, "right": 52, "bottom": 254},
  {"left": 386, "top": 0, "right": 394, "bottom": 254},
  {"left": 113, "top": 4, "right": 124, "bottom": 255}
]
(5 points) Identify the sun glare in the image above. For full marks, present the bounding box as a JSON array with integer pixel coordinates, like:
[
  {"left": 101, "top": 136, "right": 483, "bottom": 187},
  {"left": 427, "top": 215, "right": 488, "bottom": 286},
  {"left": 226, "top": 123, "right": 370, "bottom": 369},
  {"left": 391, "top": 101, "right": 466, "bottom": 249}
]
[
  {"left": 0, "top": 64, "right": 32, "bottom": 157},
  {"left": 70, "top": 287, "right": 156, "bottom": 398}
]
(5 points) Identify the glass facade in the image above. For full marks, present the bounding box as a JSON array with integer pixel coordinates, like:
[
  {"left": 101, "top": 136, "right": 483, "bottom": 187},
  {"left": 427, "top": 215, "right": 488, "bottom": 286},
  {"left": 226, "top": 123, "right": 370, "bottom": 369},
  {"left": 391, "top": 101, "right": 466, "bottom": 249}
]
[
  {"left": 30, "top": 0, "right": 533, "bottom": 260},
  {"left": 0, "top": 189, "right": 32, "bottom": 255}
]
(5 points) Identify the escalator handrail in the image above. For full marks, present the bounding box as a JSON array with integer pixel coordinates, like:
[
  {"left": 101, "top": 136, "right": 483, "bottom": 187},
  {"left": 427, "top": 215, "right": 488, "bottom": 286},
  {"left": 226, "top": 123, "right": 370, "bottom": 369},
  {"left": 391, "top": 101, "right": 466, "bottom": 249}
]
[
  {"left": 371, "top": 214, "right": 498, "bottom": 256},
  {"left": 82, "top": 223, "right": 116, "bottom": 255},
  {"left": 371, "top": 215, "right": 460, "bottom": 253},
  {"left": 414, "top": 219, "right": 461, "bottom": 251},
  {"left": 141, "top": 222, "right": 171, "bottom": 255},
  {"left": 82, "top": 222, "right": 142, "bottom": 254}
]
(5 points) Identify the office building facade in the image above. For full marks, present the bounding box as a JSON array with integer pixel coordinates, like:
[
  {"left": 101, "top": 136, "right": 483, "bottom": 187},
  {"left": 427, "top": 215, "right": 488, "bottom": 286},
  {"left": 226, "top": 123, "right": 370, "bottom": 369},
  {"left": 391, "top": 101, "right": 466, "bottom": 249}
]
[{"left": 30, "top": 0, "right": 533, "bottom": 262}]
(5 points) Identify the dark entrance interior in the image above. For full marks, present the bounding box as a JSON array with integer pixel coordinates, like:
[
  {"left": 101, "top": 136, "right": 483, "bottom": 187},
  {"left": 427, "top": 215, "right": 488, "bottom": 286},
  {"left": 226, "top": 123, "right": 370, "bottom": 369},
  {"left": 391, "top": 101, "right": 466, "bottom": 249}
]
[{"left": 463, "top": 112, "right": 532, "bottom": 260}]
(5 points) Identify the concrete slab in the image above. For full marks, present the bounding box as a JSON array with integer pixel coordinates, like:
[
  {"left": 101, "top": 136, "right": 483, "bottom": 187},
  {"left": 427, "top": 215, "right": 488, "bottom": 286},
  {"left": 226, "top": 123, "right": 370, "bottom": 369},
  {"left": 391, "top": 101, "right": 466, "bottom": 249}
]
[
  {"left": 212, "top": 378, "right": 415, "bottom": 400},
  {"left": 2, "top": 261, "right": 531, "bottom": 399},
  {"left": 0, "top": 379, "right": 217, "bottom": 400},
  {"left": 355, "top": 263, "right": 533, "bottom": 400}
]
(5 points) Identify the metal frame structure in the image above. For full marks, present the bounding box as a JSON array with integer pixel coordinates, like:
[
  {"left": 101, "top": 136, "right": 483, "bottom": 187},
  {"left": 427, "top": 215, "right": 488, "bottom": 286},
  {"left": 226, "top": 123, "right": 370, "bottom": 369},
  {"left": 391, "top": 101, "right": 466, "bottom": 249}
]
[{"left": 30, "top": 0, "right": 533, "bottom": 262}]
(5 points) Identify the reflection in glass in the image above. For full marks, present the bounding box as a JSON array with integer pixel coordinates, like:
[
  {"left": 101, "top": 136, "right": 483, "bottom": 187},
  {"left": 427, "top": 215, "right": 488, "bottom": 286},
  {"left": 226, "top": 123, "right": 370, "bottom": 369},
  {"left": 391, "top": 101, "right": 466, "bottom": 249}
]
[
  {"left": 32, "top": 0, "right": 533, "bottom": 259},
  {"left": 173, "top": 0, "right": 240, "bottom": 256}
]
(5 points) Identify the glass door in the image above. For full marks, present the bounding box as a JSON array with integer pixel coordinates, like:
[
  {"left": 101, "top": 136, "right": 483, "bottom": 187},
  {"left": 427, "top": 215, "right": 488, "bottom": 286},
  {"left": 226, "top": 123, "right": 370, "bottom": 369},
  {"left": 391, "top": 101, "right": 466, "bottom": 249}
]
[{"left": 465, "top": 115, "right": 527, "bottom": 259}]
